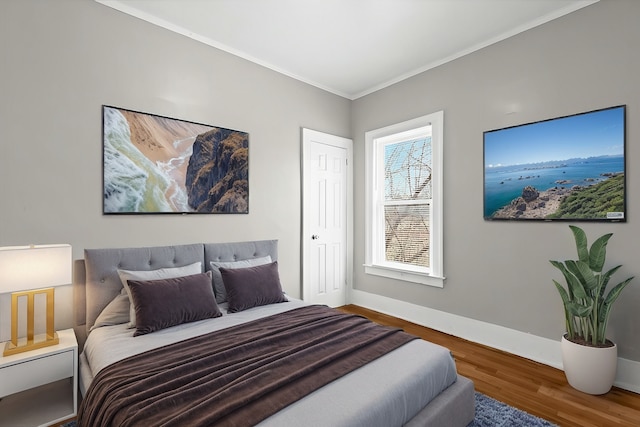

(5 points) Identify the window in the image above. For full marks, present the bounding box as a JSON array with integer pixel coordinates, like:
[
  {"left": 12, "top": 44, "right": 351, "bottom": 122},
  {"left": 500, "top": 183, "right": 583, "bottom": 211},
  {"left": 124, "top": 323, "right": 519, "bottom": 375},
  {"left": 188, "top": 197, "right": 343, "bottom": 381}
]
[{"left": 364, "top": 111, "right": 444, "bottom": 287}]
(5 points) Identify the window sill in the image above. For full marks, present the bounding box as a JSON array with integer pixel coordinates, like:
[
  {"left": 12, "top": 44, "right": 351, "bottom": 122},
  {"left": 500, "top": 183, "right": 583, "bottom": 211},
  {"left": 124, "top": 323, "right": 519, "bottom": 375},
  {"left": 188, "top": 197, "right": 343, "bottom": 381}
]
[{"left": 364, "top": 264, "right": 444, "bottom": 288}]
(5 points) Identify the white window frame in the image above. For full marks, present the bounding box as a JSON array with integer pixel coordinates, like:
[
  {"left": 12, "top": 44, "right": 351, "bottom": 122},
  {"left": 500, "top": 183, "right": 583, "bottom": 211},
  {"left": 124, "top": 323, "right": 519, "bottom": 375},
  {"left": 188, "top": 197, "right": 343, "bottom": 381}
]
[{"left": 364, "top": 111, "right": 444, "bottom": 287}]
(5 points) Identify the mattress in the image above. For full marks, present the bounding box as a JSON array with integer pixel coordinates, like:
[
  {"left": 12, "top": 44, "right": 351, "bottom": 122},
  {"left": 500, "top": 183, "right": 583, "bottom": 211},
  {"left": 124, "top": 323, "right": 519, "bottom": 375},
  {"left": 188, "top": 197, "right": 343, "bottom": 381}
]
[{"left": 81, "top": 298, "right": 459, "bottom": 427}]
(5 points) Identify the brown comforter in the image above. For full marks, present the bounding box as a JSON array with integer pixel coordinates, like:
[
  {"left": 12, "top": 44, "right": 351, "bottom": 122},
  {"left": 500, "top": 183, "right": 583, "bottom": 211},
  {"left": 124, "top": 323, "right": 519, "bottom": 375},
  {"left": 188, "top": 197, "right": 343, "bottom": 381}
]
[{"left": 78, "top": 305, "right": 417, "bottom": 427}]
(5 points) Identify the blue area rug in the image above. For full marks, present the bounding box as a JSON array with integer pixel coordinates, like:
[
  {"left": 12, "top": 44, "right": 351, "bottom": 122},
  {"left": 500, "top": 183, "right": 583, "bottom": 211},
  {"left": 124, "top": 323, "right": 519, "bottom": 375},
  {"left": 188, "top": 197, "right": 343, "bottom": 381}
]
[
  {"left": 468, "top": 392, "right": 558, "bottom": 427},
  {"left": 62, "top": 392, "right": 557, "bottom": 427}
]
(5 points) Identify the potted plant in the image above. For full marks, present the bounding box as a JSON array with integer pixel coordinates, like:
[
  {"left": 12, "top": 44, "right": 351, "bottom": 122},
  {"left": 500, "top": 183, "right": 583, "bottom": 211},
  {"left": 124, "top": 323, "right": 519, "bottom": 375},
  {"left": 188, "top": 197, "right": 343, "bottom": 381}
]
[{"left": 550, "top": 225, "right": 633, "bottom": 394}]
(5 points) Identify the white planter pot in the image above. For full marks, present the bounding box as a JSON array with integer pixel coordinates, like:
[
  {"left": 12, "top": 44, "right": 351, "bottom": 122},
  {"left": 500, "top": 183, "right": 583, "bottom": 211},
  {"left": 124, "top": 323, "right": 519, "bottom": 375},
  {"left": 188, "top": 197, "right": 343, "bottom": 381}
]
[{"left": 561, "top": 335, "right": 617, "bottom": 395}]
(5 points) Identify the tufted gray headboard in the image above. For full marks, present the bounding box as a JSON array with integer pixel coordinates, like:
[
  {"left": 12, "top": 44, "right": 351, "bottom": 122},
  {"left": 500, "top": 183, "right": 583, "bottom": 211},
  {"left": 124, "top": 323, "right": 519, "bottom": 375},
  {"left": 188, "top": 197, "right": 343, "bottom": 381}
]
[{"left": 73, "top": 240, "right": 278, "bottom": 350}]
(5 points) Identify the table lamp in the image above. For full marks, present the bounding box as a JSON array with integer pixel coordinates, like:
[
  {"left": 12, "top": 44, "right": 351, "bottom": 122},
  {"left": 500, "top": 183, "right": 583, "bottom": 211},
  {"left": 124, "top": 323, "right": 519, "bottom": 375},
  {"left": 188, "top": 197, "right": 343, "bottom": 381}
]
[{"left": 0, "top": 244, "right": 72, "bottom": 357}]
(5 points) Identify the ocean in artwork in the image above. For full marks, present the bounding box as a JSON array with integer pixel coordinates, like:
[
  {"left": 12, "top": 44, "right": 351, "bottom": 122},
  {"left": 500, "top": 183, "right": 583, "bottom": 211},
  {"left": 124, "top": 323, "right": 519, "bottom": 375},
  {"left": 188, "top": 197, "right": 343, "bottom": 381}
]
[
  {"left": 103, "top": 107, "right": 176, "bottom": 213},
  {"left": 484, "top": 155, "right": 624, "bottom": 218}
]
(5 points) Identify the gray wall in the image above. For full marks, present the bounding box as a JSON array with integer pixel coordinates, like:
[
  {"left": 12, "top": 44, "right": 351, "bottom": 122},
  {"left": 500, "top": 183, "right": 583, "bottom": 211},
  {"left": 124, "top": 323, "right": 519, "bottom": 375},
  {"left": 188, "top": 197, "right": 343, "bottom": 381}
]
[
  {"left": 0, "top": 0, "right": 350, "bottom": 333},
  {"left": 2, "top": 0, "right": 638, "bottom": 364},
  {"left": 351, "top": 0, "right": 640, "bottom": 362}
]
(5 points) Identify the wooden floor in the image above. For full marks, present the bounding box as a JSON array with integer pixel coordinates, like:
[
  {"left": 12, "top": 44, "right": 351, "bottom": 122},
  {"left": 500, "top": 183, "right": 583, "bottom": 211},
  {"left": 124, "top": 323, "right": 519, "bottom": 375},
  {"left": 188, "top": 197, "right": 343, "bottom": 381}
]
[{"left": 338, "top": 305, "right": 640, "bottom": 427}]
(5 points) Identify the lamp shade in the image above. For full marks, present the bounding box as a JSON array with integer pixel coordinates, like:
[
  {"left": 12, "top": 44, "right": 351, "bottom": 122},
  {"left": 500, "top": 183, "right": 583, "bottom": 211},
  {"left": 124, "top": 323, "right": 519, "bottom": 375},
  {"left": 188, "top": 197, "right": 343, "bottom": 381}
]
[{"left": 0, "top": 244, "right": 72, "bottom": 293}]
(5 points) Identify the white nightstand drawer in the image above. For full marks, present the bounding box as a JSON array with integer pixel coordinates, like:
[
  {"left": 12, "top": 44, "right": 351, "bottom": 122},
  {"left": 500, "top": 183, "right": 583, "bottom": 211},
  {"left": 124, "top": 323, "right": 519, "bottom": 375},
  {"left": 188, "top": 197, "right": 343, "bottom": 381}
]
[{"left": 0, "top": 349, "right": 74, "bottom": 397}]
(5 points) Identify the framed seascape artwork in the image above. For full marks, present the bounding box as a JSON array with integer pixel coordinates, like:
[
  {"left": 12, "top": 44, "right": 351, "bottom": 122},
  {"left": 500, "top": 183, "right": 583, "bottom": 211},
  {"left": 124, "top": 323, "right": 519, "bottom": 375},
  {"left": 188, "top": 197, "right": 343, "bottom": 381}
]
[
  {"left": 102, "top": 106, "right": 249, "bottom": 214},
  {"left": 483, "top": 105, "right": 626, "bottom": 222}
]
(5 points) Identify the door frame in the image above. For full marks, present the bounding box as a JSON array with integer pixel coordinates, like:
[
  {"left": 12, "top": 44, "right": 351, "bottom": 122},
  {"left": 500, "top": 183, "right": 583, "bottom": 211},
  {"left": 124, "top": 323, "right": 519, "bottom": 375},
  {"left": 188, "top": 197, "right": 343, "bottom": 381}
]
[{"left": 301, "top": 128, "right": 353, "bottom": 305}]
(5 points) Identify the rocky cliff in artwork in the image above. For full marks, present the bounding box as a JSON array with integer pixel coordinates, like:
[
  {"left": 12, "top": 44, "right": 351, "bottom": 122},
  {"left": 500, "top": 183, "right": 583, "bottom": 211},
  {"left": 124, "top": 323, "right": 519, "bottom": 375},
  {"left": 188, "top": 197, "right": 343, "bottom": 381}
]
[
  {"left": 492, "top": 185, "right": 571, "bottom": 219},
  {"left": 185, "top": 128, "right": 249, "bottom": 213}
]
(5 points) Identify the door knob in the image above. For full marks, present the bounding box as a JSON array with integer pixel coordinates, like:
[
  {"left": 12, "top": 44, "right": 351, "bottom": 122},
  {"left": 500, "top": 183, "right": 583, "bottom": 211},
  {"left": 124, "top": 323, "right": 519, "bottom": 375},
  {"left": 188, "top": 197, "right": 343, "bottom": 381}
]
[{"left": 311, "top": 235, "right": 319, "bottom": 240}]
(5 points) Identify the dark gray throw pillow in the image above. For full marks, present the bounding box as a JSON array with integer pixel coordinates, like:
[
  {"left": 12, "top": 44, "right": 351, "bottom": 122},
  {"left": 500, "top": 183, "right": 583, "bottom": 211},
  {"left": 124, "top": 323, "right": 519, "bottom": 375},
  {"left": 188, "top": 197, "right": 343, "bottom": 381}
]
[
  {"left": 219, "top": 261, "right": 287, "bottom": 313},
  {"left": 128, "top": 272, "right": 222, "bottom": 336}
]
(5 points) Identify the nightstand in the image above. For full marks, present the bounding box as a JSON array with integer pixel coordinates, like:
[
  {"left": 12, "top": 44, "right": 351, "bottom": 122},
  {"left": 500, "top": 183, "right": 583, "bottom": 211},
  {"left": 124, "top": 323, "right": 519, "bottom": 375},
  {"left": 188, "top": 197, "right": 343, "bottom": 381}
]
[{"left": 0, "top": 328, "right": 77, "bottom": 427}]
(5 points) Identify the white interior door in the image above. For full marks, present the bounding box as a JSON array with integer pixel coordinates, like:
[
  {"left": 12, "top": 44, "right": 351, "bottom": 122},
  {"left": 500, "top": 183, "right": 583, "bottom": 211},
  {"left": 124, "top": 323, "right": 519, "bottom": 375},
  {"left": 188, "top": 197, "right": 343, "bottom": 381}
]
[{"left": 302, "top": 128, "right": 352, "bottom": 307}]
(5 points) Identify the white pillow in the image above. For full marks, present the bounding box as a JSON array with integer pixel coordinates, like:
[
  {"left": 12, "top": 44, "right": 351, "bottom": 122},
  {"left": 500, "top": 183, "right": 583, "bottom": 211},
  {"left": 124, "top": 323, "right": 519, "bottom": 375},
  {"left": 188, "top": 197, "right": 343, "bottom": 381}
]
[
  {"left": 118, "top": 262, "right": 202, "bottom": 328},
  {"left": 90, "top": 288, "right": 130, "bottom": 331},
  {"left": 209, "top": 256, "right": 272, "bottom": 304}
]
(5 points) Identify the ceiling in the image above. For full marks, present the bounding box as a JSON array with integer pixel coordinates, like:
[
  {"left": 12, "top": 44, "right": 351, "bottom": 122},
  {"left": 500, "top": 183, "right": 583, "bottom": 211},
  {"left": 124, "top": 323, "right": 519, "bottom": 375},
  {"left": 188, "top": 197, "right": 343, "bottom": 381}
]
[{"left": 95, "top": 0, "right": 598, "bottom": 100}]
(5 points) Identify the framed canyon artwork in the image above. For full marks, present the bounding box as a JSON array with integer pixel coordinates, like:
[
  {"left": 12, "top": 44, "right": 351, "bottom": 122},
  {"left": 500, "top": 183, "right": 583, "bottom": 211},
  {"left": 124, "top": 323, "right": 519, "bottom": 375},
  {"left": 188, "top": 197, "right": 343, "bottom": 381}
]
[
  {"left": 483, "top": 105, "right": 626, "bottom": 222},
  {"left": 102, "top": 105, "right": 249, "bottom": 214}
]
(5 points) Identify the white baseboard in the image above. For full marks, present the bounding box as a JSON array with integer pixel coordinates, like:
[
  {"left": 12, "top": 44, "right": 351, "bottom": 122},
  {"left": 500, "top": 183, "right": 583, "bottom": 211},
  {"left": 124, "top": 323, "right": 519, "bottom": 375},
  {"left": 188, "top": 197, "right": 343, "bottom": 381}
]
[{"left": 349, "top": 289, "right": 640, "bottom": 394}]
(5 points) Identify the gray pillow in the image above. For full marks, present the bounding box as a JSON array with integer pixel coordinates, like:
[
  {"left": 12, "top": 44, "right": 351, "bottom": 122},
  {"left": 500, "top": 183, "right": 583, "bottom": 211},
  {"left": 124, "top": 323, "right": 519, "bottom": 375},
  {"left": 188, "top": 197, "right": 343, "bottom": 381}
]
[
  {"left": 209, "top": 256, "right": 272, "bottom": 304},
  {"left": 127, "top": 272, "right": 222, "bottom": 336},
  {"left": 118, "top": 262, "right": 202, "bottom": 328},
  {"left": 219, "top": 261, "right": 287, "bottom": 313},
  {"left": 90, "top": 288, "right": 130, "bottom": 331}
]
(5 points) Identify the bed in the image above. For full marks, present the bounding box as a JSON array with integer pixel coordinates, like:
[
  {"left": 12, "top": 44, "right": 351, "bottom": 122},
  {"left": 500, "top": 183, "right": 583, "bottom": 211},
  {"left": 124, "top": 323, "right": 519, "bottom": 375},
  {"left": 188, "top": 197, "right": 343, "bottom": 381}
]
[{"left": 72, "top": 240, "right": 475, "bottom": 426}]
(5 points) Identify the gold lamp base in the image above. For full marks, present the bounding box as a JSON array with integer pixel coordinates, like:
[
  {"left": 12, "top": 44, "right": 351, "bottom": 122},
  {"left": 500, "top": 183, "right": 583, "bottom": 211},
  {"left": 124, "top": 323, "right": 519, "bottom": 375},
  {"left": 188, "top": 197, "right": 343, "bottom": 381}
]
[
  {"left": 3, "top": 332, "right": 59, "bottom": 357},
  {"left": 3, "top": 287, "right": 58, "bottom": 357}
]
